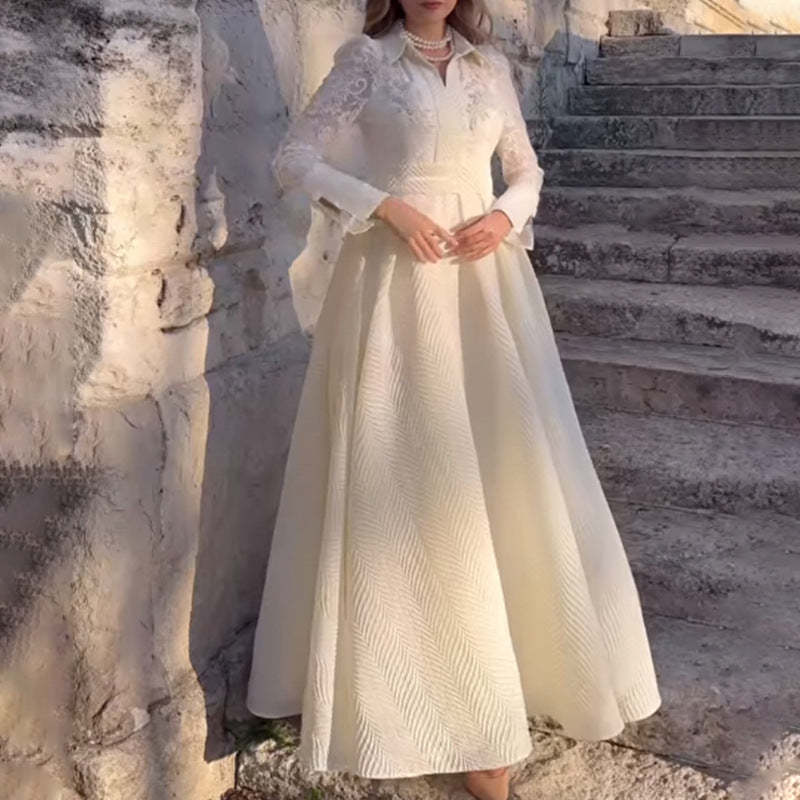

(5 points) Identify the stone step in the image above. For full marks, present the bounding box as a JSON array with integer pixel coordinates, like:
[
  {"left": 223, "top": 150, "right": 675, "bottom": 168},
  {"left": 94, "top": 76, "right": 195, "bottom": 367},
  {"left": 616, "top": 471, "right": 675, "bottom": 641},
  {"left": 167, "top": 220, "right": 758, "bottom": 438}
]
[
  {"left": 568, "top": 85, "right": 800, "bottom": 116},
  {"left": 536, "top": 186, "right": 800, "bottom": 236},
  {"left": 533, "top": 224, "right": 800, "bottom": 290},
  {"left": 540, "top": 149, "right": 800, "bottom": 189},
  {"left": 549, "top": 115, "right": 800, "bottom": 151},
  {"left": 579, "top": 405, "right": 800, "bottom": 516},
  {"left": 586, "top": 55, "right": 800, "bottom": 85},
  {"left": 600, "top": 33, "right": 800, "bottom": 59},
  {"left": 628, "top": 609, "right": 800, "bottom": 778},
  {"left": 612, "top": 501, "right": 800, "bottom": 650},
  {"left": 538, "top": 274, "right": 800, "bottom": 358},
  {"left": 556, "top": 332, "right": 800, "bottom": 430}
]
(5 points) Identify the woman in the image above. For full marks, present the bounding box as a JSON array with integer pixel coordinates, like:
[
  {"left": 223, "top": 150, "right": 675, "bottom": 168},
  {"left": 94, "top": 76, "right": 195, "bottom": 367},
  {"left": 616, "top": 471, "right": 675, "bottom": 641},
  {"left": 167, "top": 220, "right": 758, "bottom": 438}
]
[{"left": 246, "top": 2, "right": 662, "bottom": 798}]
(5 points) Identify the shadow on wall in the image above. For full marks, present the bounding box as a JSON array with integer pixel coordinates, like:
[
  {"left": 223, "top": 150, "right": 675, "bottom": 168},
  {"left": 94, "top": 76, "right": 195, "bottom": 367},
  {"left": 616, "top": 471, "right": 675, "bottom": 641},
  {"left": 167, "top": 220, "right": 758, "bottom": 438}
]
[{"left": 188, "top": 0, "right": 312, "bottom": 767}]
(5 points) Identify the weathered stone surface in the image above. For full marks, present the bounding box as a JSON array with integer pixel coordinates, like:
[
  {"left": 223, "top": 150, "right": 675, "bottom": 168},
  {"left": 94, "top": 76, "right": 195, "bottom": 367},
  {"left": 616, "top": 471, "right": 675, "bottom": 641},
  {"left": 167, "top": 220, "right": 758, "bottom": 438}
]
[
  {"left": 536, "top": 186, "right": 800, "bottom": 236},
  {"left": 533, "top": 224, "right": 800, "bottom": 289},
  {"left": 73, "top": 668, "right": 234, "bottom": 800},
  {"left": 541, "top": 149, "right": 800, "bottom": 190},
  {"left": 0, "top": 762, "right": 82, "bottom": 800},
  {"left": 587, "top": 55, "right": 800, "bottom": 85},
  {"left": 600, "top": 34, "right": 682, "bottom": 57},
  {"left": 158, "top": 264, "right": 216, "bottom": 329},
  {"left": 533, "top": 223, "right": 674, "bottom": 282},
  {"left": 645, "top": 0, "right": 800, "bottom": 34},
  {"left": 669, "top": 232, "right": 800, "bottom": 288},
  {"left": 0, "top": 2, "right": 236, "bottom": 798},
  {"left": 725, "top": 733, "right": 800, "bottom": 800},
  {"left": 0, "top": 460, "right": 100, "bottom": 793},
  {"left": 755, "top": 35, "right": 800, "bottom": 58},
  {"left": 606, "top": 9, "right": 671, "bottom": 36},
  {"left": 570, "top": 84, "right": 800, "bottom": 116},
  {"left": 194, "top": 0, "right": 286, "bottom": 259},
  {"left": 550, "top": 115, "right": 800, "bottom": 151},
  {"left": 540, "top": 275, "right": 800, "bottom": 358},
  {"left": 557, "top": 332, "right": 800, "bottom": 429},
  {"left": 154, "top": 340, "right": 308, "bottom": 680},
  {"left": 601, "top": 33, "right": 800, "bottom": 57},
  {"left": 236, "top": 726, "right": 733, "bottom": 800},
  {"left": 613, "top": 502, "right": 800, "bottom": 645},
  {"left": 633, "top": 611, "right": 800, "bottom": 779},
  {"left": 579, "top": 405, "right": 800, "bottom": 516}
]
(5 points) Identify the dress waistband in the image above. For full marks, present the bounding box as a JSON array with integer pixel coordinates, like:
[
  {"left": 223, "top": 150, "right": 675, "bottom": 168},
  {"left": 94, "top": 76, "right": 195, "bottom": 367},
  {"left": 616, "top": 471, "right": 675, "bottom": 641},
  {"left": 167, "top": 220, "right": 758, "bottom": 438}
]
[{"left": 377, "top": 162, "right": 493, "bottom": 199}]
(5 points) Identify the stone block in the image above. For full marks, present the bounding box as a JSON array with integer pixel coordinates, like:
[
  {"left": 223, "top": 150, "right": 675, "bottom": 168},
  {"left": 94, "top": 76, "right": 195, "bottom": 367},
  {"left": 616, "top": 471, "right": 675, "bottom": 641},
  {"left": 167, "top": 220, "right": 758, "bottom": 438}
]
[
  {"left": 569, "top": 84, "right": 800, "bottom": 116},
  {"left": 0, "top": 762, "right": 82, "bottom": 800},
  {"left": 586, "top": 55, "right": 800, "bottom": 86},
  {"left": 541, "top": 149, "right": 800, "bottom": 190},
  {"left": 600, "top": 35, "right": 681, "bottom": 57},
  {"left": 606, "top": 9, "right": 670, "bottom": 37},
  {"left": 536, "top": 187, "right": 800, "bottom": 236},
  {"left": 679, "top": 34, "right": 756, "bottom": 57},
  {"left": 556, "top": 333, "right": 800, "bottom": 429},
  {"left": 540, "top": 274, "right": 800, "bottom": 358},
  {"left": 579, "top": 405, "right": 800, "bottom": 516},
  {"left": 755, "top": 34, "right": 800, "bottom": 58},
  {"left": 73, "top": 670, "right": 234, "bottom": 800},
  {"left": 158, "top": 264, "right": 216, "bottom": 330}
]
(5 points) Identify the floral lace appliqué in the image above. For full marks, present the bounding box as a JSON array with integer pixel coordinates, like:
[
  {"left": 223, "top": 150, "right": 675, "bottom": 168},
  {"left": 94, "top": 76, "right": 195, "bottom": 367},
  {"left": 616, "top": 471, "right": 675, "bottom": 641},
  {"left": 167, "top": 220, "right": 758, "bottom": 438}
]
[
  {"left": 375, "top": 62, "right": 438, "bottom": 129},
  {"left": 461, "top": 55, "right": 502, "bottom": 132},
  {"left": 272, "top": 34, "right": 382, "bottom": 190}
]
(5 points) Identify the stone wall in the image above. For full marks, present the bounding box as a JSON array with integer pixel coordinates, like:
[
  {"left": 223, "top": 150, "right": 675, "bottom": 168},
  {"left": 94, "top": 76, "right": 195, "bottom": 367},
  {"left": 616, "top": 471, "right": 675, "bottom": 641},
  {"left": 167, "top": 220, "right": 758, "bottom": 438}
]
[
  {"left": 644, "top": 0, "right": 800, "bottom": 33},
  {"left": 0, "top": 1, "right": 307, "bottom": 798},
  {"left": 3, "top": 1, "right": 799, "bottom": 799}
]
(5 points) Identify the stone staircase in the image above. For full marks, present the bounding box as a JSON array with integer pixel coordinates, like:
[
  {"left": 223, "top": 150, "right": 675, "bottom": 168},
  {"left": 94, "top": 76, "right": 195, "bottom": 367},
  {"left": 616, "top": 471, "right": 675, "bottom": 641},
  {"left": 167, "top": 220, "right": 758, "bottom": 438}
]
[{"left": 535, "top": 32, "right": 800, "bottom": 792}]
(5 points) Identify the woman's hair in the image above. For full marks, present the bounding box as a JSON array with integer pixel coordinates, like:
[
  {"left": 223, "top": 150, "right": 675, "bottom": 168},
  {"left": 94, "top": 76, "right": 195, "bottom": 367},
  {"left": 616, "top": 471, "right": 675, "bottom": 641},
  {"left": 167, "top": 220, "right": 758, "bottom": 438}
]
[{"left": 364, "top": 0, "right": 494, "bottom": 45}]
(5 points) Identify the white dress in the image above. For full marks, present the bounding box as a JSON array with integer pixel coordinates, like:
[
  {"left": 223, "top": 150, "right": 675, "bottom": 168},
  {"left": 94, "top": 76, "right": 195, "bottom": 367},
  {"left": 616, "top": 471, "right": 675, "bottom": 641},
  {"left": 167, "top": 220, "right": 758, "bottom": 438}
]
[{"left": 246, "top": 18, "right": 662, "bottom": 780}]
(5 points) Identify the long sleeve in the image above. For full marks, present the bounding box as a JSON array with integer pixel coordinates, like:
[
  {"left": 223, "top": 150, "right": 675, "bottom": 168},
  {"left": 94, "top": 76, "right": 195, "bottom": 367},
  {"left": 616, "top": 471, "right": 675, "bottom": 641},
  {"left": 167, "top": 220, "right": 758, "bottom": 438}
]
[
  {"left": 271, "top": 34, "right": 390, "bottom": 235},
  {"left": 486, "top": 51, "right": 545, "bottom": 250}
]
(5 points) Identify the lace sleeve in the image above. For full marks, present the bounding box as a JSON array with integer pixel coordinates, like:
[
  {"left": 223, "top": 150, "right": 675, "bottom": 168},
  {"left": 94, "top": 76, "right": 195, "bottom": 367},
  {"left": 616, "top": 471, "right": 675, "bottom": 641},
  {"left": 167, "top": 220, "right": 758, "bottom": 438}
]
[
  {"left": 486, "top": 49, "right": 545, "bottom": 250},
  {"left": 272, "top": 34, "right": 390, "bottom": 235}
]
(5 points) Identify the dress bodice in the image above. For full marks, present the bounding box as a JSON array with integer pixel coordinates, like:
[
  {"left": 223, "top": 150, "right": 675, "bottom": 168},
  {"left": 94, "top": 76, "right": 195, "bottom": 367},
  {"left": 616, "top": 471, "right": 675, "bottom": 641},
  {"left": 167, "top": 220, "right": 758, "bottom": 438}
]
[{"left": 272, "top": 19, "right": 544, "bottom": 249}]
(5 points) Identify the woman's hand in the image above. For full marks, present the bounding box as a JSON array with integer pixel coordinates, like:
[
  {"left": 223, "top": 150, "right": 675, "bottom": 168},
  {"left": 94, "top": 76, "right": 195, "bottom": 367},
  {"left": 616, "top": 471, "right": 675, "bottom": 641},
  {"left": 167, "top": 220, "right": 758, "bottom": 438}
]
[
  {"left": 449, "top": 210, "right": 513, "bottom": 260},
  {"left": 373, "top": 196, "right": 460, "bottom": 263}
]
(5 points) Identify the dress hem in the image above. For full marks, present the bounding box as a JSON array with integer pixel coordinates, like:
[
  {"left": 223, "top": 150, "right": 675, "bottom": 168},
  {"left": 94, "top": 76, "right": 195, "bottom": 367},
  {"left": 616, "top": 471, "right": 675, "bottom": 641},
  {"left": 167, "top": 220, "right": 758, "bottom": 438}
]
[
  {"left": 299, "top": 739, "right": 536, "bottom": 781},
  {"left": 245, "top": 689, "right": 663, "bottom": 780}
]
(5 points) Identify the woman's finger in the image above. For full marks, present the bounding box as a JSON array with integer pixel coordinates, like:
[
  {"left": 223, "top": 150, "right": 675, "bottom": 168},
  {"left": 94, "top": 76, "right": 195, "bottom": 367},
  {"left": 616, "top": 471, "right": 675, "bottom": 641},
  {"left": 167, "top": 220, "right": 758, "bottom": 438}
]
[
  {"left": 450, "top": 219, "right": 477, "bottom": 236},
  {"left": 458, "top": 228, "right": 491, "bottom": 248},
  {"left": 408, "top": 238, "right": 426, "bottom": 262},
  {"left": 462, "top": 240, "right": 497, "bottom": 260},
  {"left": 414, "top": 233, "right": 439, "bottom": 263},
  {"left": 436, "top": 225, "right": 460, "bottom": 250},
  {"left": 454, "top": 233, "right": 491, "bottom": 256},
  {"left": 423, "top": 231, "right": 445, "bottom": 258}
]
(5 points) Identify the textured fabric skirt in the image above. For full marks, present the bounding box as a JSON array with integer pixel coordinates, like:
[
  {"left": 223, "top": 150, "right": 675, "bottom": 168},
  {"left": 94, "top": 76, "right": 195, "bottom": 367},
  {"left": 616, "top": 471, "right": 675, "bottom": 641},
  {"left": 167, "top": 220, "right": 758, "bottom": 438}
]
[{"left": 245, "top": 176, "right": 662, "bottom": 779}]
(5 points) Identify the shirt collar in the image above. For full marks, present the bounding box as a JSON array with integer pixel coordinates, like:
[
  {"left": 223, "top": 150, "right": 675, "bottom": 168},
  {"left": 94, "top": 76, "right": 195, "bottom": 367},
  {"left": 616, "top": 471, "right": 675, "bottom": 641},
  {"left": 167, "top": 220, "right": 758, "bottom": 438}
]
[{"left": 381, "top": 17, "right": 490, "bottom": 66}]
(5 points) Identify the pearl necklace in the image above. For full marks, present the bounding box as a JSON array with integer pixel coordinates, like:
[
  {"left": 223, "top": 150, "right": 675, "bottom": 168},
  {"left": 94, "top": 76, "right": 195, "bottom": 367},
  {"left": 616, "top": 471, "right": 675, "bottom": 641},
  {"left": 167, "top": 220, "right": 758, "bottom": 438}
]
[{"left": 400, "top": 20, "right": 454, "bottom": 61}]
